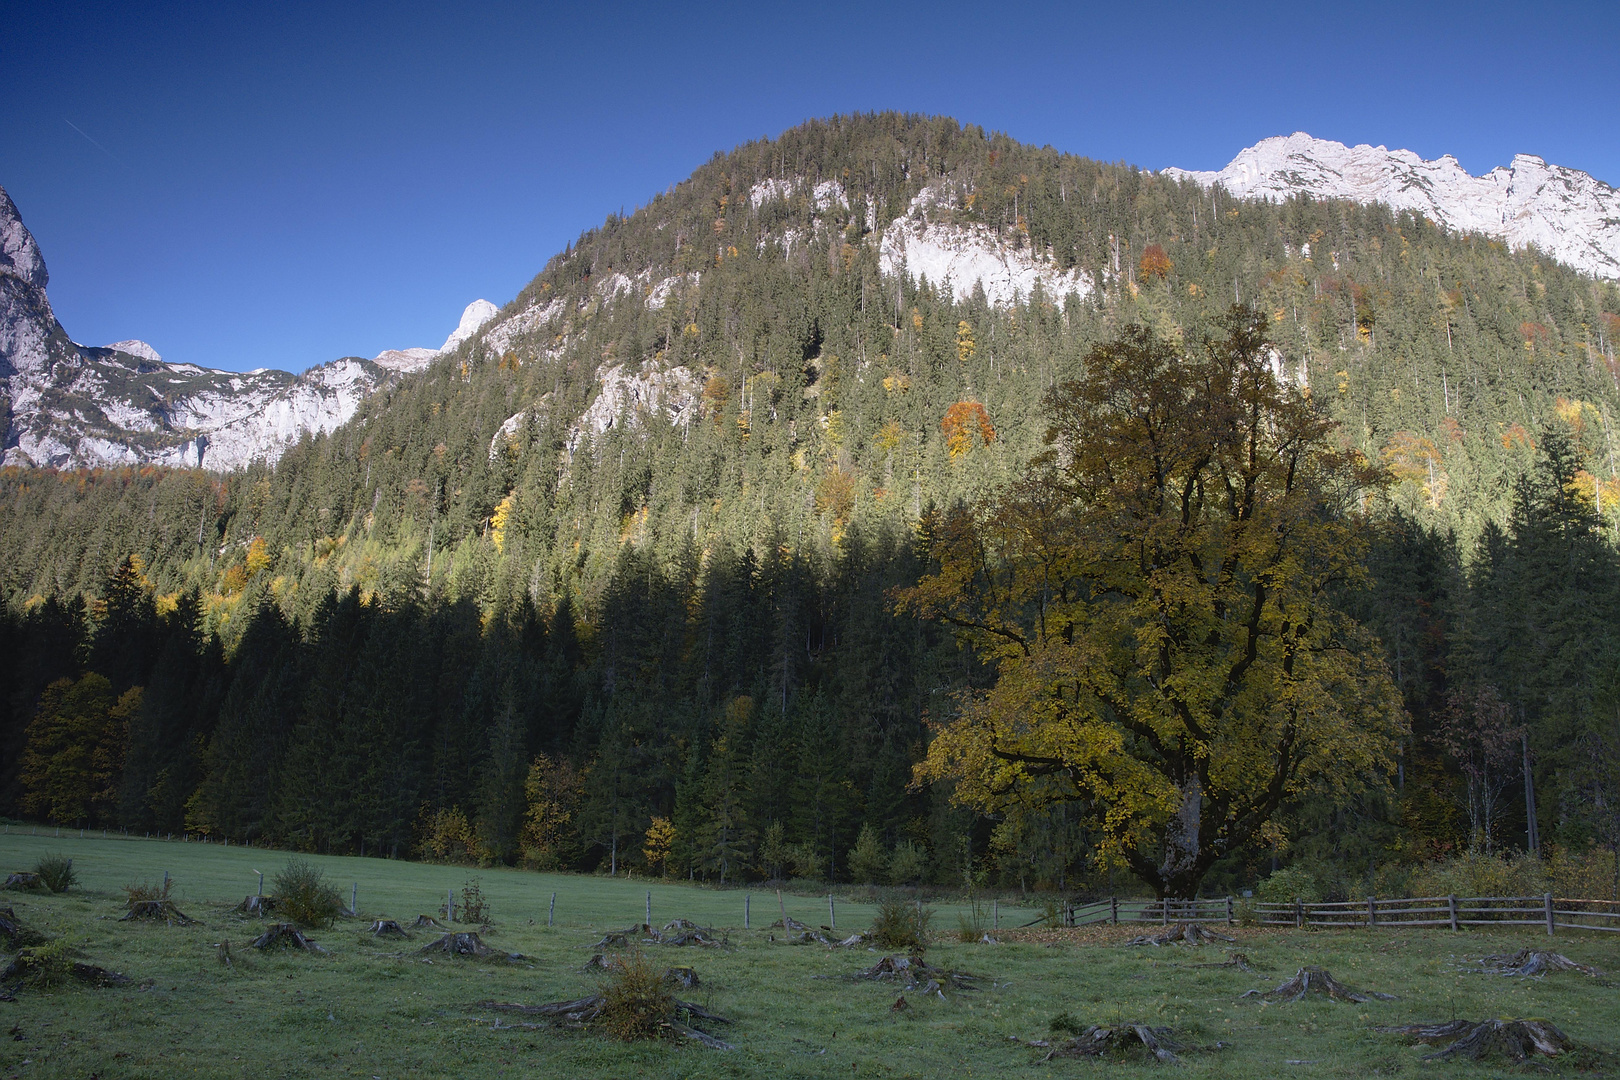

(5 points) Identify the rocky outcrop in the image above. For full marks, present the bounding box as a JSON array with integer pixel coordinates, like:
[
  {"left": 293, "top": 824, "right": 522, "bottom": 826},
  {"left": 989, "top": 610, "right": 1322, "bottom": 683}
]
[{"left": 1164, "top": 133, "right": 1620, "bottom": 280}]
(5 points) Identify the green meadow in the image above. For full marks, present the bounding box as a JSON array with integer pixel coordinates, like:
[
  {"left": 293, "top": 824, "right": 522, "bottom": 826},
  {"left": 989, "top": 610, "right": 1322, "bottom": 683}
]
[{"left": 1, "top": 831, "right": 1617, "bottom": 1079}]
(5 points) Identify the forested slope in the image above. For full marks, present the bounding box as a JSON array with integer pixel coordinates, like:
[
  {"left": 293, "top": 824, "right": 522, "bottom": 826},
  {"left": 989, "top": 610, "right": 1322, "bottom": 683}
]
[{"left": 3, "top": 115, "right": 1619, "bottom": 894}]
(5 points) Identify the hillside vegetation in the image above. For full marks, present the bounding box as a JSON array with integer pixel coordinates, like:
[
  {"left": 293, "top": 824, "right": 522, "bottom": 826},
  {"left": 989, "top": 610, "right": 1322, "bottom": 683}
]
[{"left": 3, "top": 115, "right": 1620, "bottom": 899}]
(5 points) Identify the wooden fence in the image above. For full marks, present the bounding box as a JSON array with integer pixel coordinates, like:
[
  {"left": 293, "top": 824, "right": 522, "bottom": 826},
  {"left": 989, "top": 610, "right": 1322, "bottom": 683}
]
[{"left": 1059, "top": 895, "right": 1620, "bottom": 935}]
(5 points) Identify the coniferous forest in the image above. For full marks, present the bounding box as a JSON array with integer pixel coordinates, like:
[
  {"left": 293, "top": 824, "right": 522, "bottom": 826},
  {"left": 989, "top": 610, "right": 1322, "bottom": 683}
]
[{"left": 4, "top": 115, "right": 1620, "bottom": 898}]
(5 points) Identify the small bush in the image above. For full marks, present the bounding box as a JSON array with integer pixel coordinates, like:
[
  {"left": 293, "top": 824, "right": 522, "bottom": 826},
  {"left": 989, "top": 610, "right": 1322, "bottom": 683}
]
[
  {"left": 272, "top": 859, "right": 343, "bottom": 929},
  {"left": 458, "top": 878, "right": 490, "bottom": 923},
  {"left": 871, "top": 895, "right": 932, "bottom": 949},
  {"left": 1050, "top": 1011, "right": 1084, "bottom": 1036},
  {"left": 1256, "top": 865, "right": 1322, "bottom": 904},
  {"left": 1407, "top": 852, "right": 1548, "bottom": 900},
  {"left": 955, "top": 896, "right": 990, "bottom": 942},
  {"left": 34, "top": 854, "right": 76, "bottom": 894},
  {"left": 598, "top": 952, "right": 673, "bottom": 1041},
  {"left": 124, "top": 877, "right": 173, "bottom": 904}
]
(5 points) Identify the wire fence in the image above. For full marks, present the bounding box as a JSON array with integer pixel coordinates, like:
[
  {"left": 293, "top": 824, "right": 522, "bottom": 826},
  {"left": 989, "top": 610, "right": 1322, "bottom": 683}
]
[{"left": 1057, "top": 894, "right": 1620, "bottom": 934}]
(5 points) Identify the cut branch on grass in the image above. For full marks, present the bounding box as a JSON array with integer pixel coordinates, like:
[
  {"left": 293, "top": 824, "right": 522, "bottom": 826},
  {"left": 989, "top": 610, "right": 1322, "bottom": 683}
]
[
  {"left": 1379, "top": 1019, "right": 1575, "bottom": 1062},
  {"left": 1242, "top": 966, "right": 1394, "bottom": 1003},
  {"left": 1124, "top": 922, "right": 1235, "bottom": 946}
]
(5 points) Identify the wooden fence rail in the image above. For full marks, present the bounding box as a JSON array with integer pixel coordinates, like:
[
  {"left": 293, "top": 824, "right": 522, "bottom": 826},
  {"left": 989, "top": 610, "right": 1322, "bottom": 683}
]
[{"left": 1056, "top": 894, "right": 1620, "bottom": 933}]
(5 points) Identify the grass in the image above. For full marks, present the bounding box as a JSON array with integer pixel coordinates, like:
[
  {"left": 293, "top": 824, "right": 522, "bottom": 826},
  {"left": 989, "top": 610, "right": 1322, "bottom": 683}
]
[{"left": 0, "top": 830, "right": 1615, "bottom": 1078}]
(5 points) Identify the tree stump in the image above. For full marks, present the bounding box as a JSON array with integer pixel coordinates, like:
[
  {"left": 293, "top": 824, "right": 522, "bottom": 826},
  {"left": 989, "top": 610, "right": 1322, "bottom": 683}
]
[
  {"left": 251, "top": 923, "right": 329, "bottom": 953},
  {"left": 419, "top": 932, "right": 520, "bottom": 960},
  {"left": 121, "top": 900, "right": 197, "bottom": 926},
  {"left": 1243, "top": 966, "right": 1394, "bottom": 1003},
  {"left": 1125, "top": 922, "right": 1235, "bottom": 946},
  {"left": 0, "top": 907, "right": 43, "bottom": 947},
  {"left": 1380, "top": 1019, "right": 1575, "bottom": 1062},
  {"left": 1043, "top": 1023, "right": 1185, "bottom": 1063},
  {"left": 412, "top": 915, "right": 448, "bottom": 930},
  {"left": 2, "top": 872, "right": 42, "bottom": 892},
  {"left": 235, "top": 895, "right": 276, "bottom": 916},
  {"left": 1478, "top": 949, "right": 1604, "bottom": 978},
  {"left": 663, "top": 966, "right": 699, "bottom": 989},
  {"left": 368, "top": 919, "right": 409, "bottom": 938}
]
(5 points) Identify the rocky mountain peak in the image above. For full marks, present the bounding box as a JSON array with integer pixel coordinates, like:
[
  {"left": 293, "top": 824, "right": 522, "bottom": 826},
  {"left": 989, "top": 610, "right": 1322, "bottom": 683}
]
[
  {"left": 1163, "top": 133, "right": 1620, "bottom": 280},
  {"left": 0, "top": 185, "right": 48, "bottom": 292}
]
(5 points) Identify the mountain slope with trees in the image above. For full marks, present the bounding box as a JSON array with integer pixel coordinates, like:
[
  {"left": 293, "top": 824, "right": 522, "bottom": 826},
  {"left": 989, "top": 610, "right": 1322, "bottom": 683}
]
[{"left": 3, "top": 114, "right": 1619, "bottom": 897}]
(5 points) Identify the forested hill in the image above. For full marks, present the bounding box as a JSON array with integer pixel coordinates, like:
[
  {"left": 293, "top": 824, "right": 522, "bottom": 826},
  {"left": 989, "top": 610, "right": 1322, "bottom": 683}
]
[{"left": 3, "top": 114, "right": 1620, "bottom": 892}]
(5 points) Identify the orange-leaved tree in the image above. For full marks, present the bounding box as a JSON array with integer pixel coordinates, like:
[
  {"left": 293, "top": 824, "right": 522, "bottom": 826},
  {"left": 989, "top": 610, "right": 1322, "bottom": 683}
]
[
  {"left": 941, "top": 401, "right": 995, "bottom": 458},
  {"left": 900, "top": 307, "right": 1404, "bottom": 898}
]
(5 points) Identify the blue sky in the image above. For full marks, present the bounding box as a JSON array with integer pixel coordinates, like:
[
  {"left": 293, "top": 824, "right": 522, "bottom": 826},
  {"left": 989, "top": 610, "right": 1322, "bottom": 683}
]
[{"left": 3, "top": 1, "right": 1616, "bottom": 373}]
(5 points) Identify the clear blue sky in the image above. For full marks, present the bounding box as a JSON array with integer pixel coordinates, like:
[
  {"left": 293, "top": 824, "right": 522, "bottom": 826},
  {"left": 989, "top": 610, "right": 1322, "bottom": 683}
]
[{"left": 3, "top": 1, "right": 1616, "bottom": 374}]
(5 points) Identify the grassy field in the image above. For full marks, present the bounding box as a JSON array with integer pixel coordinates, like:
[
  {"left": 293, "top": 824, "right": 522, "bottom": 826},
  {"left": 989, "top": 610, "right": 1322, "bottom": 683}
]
[{"left": 0, "top": 831, "right": 1617, "bottom": 1079}]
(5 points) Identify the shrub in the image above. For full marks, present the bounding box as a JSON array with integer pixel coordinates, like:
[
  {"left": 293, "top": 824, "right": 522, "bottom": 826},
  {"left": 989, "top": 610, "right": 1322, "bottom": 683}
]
[
  {"left": 1050, "top": 1012, "right": 1084, "bottom": 1036},
  {"left": 272, "top": 859, "right": 343, "bottom": 929},
  {"left": 458, "top": 878, "right": 490, "bottom": 924},
  {"left": 1407, "top": 852, "right": 1548, "bottom": 900},
  {"left": 598, "top": 952, "right": 673, "bottom": 1041},
  {"left": 1256, "top": 865, "right": 1322, "bottom": 904},
  {"left": 871, "top": 895, "right": 932, "bottom": 950},
  {"left": 124, "top": 877, "right": 173, "bottom": 904},
  {"left": 34, "top": 854, "right": 76, "bottom": 893}
]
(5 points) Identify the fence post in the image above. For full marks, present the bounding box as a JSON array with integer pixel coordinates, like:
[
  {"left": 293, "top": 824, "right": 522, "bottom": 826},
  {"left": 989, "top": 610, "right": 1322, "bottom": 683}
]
[
  {"left": 1545, "top": 893, "right": 1555, "bottom": 937},
  {"left": 548, "top": 892, "right": 556, "bottom": 927},
  {"left": 745, "top": 894, "right": 750, "bottom": 930},
  {"left": 1368, "top": 896, "right": 1376, "bottom": 928},
  {"left": 1294, "top": 896, "right": 1303, "bottom": 929},
  {"left": 828, "top": 894, "right": 836, "bottom": 930},
  {"left": 993, "top": 898, "right": 999, "bottom": 930},
  {"left": 1226, "top": 895, "right": 1233, "bottom": 926},
  {"left": 1447, "top": 894, "right": 1458, "bottom": 931},
  {"left": 1161, "top": 897, "right": 1169, "bottom": 925},
  {"left": 646, "top": 891, "right": 652, "bottom": 928},
  {"left": 351, "top": 883, "right": 357, "bottom": 916},
  {"left": 1111, "top": 896, "right": 1118, "bottom": 924}
]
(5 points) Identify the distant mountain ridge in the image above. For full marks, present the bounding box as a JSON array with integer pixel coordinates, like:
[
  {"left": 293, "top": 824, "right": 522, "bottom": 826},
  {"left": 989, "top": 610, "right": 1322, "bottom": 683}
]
[
  {"left": 1164, "top": 133, "right": 1620, "bottom": 280},
  {"left": 0, "top": 183, "right": 494, "bottom": 471}
]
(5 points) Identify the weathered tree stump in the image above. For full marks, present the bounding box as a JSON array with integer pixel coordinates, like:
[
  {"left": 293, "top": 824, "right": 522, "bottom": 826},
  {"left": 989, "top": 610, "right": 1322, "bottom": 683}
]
[
  {"left": 2, "top": 872, "right": 42, "bottom": 892},
  {"left": 663, "top": 966, "right": 699, "bottom": 989},
  {"left": 412, "top": 915, "right": 448, "bottom": 930},
  {"left": 1478, "top": 949, "right": 1604, "bottom": 978},
  {"left": 590, "top": 931, "right": 634, "bottom": 949},
  {"left": 235, "top": 895, "right": 276, "bottom": 916},
  {"left": 1044, "top": 1023, "right": 1185, "bottom": 1063},
  {"left": 0, "top": 907, "right": 43, "bottom": 947},
  {"left": 367, "top": 919, "right": 408, "bottom": 938},
  {"left": 851, "top": 954, "right": 981, "bottom": 993},
  {"left": 474, "top": 994, "right": 733, "bottom": 1048},
  {"left": 251, "top": 923, "right": 329, "bottom": 953},
  {"left": 1243, "top": 966, "right": 1394, "bottom": 1003},
  {"left": 69, "top": 962, "right": 132, "bottom": 987},
  {"left": 768, "top": 916, "right": 811, "bottom": 932},
  {"left": 121, "top": 900, "right": 197, "bottom": 926},
  {"left": 1125, "top": 922, "right": 1235, "bottom": 946},
  {"left": 1380, "top": 1019, "right": 1575, "bottom": 1062},
  {"left": 420, "top": 931, "right": 520, "bottom": 960}
]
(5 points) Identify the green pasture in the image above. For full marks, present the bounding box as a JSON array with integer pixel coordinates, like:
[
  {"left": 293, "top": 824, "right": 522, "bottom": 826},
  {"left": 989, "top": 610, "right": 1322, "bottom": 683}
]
[{"left": 1, "top": 832, "right": 1618, "bottom": 1079}]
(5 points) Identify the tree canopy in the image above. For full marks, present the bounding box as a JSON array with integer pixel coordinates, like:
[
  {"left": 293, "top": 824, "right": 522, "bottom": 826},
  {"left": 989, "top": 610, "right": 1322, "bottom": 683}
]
[{"left": 904, "top": 308, "right": 1406, "bottom": 897}]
